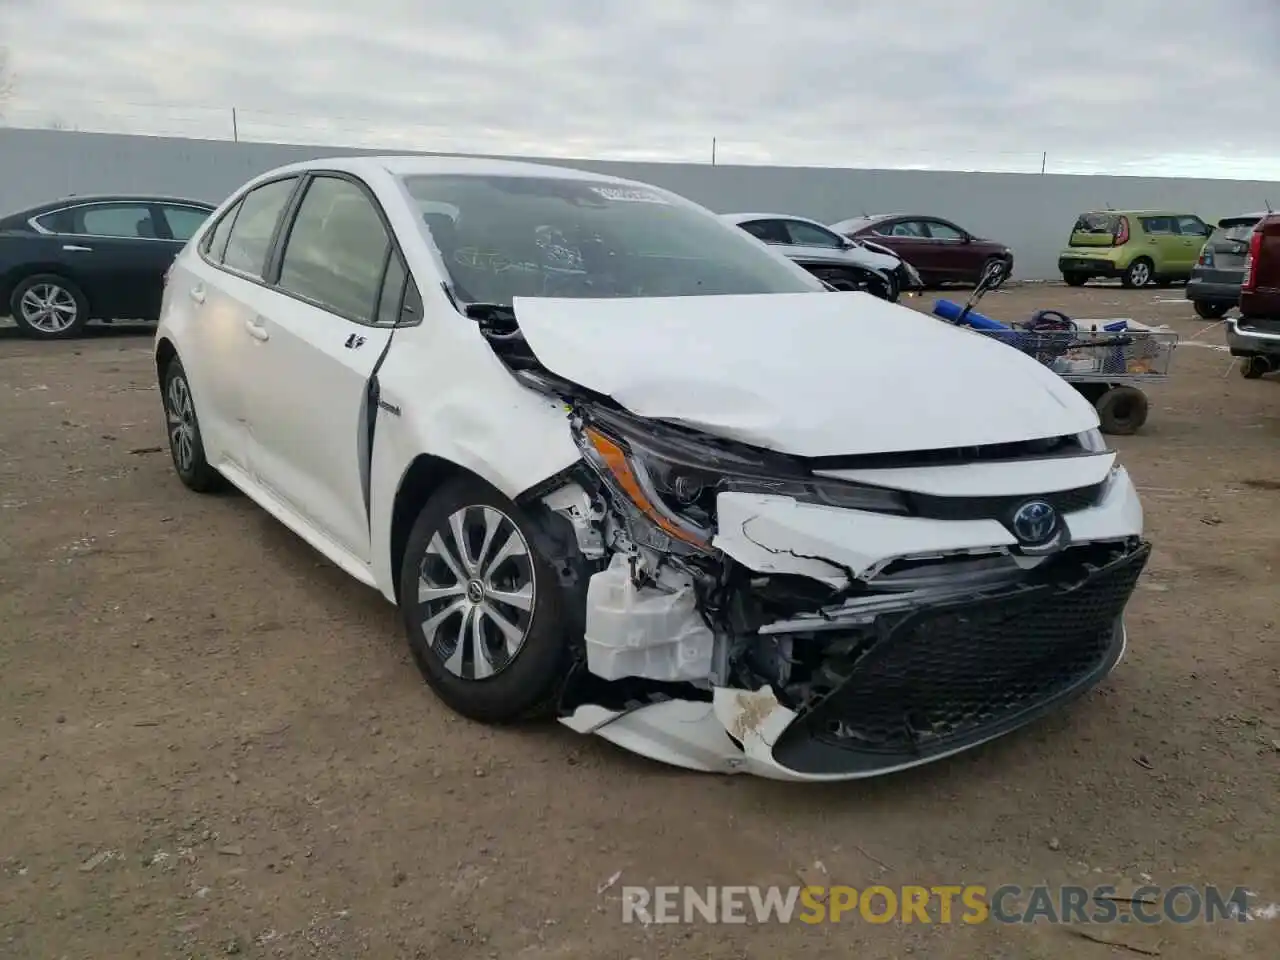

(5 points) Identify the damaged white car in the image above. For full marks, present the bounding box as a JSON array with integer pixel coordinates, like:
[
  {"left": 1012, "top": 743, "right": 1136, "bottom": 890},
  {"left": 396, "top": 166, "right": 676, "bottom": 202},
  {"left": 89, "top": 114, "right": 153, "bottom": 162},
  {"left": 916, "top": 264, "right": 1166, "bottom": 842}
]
[{"left": 155, "top": 155, "right": 1150, "bottom": 781}]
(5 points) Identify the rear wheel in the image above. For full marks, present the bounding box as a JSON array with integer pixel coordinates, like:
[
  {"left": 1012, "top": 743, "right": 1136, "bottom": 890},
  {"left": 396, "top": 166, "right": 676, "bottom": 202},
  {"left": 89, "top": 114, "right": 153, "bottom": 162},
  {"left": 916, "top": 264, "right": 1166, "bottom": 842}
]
[
  {"left": 1063, "top": 273, "right": 1088, "bottom": 287},
  {"left": 10, "top": 274, "right": 90, "bottom": 339},
  {"left": 399, "top": 477, "right": 574, "bottom": 724},
  {"left": 1240, "top": 356, "right": 1271, "bottom": 379},
  {"left": 1192, "top": 300, "right": 1230, "bottom": 320},
  {"left": 161, "top": 357, "right": 224, "bottom": 493},
  {"left": 1121, "top": 258, "right": 1153, "bottom": 288}
]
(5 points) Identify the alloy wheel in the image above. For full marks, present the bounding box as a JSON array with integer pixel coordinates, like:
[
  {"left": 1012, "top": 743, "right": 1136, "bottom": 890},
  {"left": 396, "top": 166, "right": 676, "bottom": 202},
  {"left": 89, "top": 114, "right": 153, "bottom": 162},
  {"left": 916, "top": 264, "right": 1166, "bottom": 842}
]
[
  {"left": 1129, "top": 262, "right": 1151, "bottom": 286},
  {"left": 165, "top": 374, "right": 197, "bottom": 474},
  {"left": 418, "top": 505, "right": 536, "bottom": 680},
  {"left": 19, "top": 283, "right": 78, "bottom": 334}
]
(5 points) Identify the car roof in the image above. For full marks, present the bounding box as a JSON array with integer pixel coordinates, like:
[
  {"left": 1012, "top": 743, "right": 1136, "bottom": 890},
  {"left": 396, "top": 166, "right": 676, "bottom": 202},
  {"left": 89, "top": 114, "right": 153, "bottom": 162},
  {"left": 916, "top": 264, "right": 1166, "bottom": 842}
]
[
  {"left": 14, "top": 194, "right": 215, "bottom": 215},
  {"left": 721, "top": 212, "right": 830, "bottom": 224},
  {"left": 1217, "top": 211, "right": 1269, "bottom": 224},
  {"left": 1080, "top": 210, "right": 1192, "bottom": 217},
  {"left": 252, "top": 154, "right": 650, "bottom": 189}
]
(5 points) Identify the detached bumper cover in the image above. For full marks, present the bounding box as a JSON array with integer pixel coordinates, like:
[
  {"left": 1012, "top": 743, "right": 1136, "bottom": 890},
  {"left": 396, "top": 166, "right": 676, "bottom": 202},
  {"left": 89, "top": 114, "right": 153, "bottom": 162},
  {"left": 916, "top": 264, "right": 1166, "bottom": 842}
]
[{"left": 770, "top": 540, "right": 1149, "bottom": 776}]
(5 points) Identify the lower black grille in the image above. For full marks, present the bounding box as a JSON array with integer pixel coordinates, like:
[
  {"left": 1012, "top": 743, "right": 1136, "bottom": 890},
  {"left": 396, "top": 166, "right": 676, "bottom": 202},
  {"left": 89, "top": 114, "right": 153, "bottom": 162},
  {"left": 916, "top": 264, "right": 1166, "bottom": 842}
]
[{"left": 773, "top": 541, "right": 1150, "bottom": 775}]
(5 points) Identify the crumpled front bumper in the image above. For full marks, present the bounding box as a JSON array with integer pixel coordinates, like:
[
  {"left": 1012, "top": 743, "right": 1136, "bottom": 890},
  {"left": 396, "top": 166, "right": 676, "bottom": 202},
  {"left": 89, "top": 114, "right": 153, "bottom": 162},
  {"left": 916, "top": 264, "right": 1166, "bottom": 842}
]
[{"left": 562, "top": 466, "right": 1149, "bottom": 780}]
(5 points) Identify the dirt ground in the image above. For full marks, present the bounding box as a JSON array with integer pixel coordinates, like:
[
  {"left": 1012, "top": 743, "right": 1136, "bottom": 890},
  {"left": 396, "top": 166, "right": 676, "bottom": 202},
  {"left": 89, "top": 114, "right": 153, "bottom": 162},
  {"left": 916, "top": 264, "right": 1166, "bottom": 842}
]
[{"left": 1, "top": 284, "right": 1277, "bottom": 959}]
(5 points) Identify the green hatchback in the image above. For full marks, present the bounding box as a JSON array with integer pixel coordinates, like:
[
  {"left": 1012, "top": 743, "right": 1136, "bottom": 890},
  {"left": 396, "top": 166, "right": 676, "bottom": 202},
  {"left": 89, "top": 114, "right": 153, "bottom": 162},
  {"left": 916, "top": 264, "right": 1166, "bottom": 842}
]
[{"left": 1058, "top": 210, "right": 1211, "bottom": 288}]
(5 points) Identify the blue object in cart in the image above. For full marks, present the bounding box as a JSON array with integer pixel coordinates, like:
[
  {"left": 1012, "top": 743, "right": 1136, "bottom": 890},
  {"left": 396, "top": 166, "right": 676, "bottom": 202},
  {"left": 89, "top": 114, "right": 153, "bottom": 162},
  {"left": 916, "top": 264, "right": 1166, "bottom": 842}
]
[{"left": 931, "top": 298, "right": 1010, "bottom": 330}]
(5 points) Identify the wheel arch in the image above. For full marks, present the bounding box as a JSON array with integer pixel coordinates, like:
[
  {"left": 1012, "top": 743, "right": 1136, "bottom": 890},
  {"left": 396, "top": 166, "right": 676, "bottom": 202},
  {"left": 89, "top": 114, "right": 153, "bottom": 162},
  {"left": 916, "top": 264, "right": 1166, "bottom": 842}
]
[
  {"left": 388, "top": 454, "right": 478, "bottom": 604},
  {"left": 155, "top": 336, "right": 179, "bottom": 386},
  {"left": 3, "top": 264, "right": 95, "bottom": 315}
]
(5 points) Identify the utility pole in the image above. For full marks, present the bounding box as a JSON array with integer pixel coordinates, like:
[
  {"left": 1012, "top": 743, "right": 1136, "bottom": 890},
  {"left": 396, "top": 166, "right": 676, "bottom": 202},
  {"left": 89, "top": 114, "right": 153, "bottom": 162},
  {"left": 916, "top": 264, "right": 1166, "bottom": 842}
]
[
  {"left": 1040, "top": 151, "right": 1046, "bottom": 174},
  {"left": 711, "top": 137, "right": 716, "bottom": 166},
  {"left": 231, "top": 107, "right": 239, "bottom": 143}
]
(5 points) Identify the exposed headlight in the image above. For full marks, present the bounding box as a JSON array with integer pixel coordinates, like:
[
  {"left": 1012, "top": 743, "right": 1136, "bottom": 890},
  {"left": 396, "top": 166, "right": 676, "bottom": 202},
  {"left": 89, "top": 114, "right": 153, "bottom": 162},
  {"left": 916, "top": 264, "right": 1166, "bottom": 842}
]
[
  {"left": 575, "top": 408, "right": 909, "bottom": 551},
  {"left": 1076, "top": 428, "right": 1109, "bottom": 453}
]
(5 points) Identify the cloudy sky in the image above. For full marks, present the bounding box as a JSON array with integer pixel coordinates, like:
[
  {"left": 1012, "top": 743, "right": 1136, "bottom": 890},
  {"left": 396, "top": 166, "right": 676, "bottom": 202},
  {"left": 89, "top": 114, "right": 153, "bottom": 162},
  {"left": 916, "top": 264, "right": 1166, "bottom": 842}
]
[{"left": 2, "top": 0, "right": 1279, "bottom": 178}]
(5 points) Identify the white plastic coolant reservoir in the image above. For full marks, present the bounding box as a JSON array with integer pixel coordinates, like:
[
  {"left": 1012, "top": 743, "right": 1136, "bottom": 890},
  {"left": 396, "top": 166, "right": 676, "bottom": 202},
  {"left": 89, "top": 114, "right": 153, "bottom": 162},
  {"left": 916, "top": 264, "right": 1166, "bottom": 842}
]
[{"left": 584, "top": 554, "right": 715, "bottom": 683}]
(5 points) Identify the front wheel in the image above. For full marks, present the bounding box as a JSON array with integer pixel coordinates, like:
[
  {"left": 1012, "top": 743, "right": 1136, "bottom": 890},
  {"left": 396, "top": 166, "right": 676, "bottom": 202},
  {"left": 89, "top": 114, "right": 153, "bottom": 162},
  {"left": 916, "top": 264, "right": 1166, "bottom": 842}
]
[
  {"left": 1192, "top": 300, "right": 1230, "bottom": 320},
  {"left": 399, "top": 477, "right": 574, "bottom": 724},
  {"left": 10, "top": 274, "right": 90, "bottom": 339}
]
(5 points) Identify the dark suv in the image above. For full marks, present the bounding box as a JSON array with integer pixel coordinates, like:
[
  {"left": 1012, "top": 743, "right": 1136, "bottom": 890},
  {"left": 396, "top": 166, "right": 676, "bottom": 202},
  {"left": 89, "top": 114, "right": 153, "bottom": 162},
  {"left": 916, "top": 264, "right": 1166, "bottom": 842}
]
[
  {"left": 1225, "top": 213, "right": 1280, "bottom": 378},
  {"left": 1185, "top": 213, "right": 1266, "bottom": 319}
]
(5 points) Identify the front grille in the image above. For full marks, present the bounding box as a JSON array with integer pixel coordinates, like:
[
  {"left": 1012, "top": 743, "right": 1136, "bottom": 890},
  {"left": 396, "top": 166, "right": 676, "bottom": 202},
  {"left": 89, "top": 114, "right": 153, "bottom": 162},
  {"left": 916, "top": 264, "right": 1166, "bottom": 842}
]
[
  {"left": 908, "top": 483, "right": 1103, "bottom": 522},
  {"left": 774, "top": 541, "right": 1149, "bottom": 770}
]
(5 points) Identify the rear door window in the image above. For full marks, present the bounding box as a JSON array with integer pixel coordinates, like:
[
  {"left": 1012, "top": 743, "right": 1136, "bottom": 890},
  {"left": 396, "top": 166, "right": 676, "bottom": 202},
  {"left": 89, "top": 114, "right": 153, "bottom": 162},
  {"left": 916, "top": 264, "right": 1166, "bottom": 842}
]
[
  {"left": 70, "top": 203, "right": 159, "bottom": 239},
  {"left": 221, "top": 177, "right": 299, "bottom": 279},
  {"left": 740, "top": 219, "right": 790, "bottom": 244},
  {"left": 1140, "top": 216, "right": 1174, "bottom": 235}
]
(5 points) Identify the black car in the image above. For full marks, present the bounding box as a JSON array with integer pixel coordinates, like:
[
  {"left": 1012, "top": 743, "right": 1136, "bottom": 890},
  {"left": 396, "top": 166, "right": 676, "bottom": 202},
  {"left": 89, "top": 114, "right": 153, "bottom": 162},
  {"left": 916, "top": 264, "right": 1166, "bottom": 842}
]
[
  {"left": 0, "top": 194, "right": 216, "bottom": 339},
  {"left": 1185, "top": 212, "right": 1267, "bottom": 320}
]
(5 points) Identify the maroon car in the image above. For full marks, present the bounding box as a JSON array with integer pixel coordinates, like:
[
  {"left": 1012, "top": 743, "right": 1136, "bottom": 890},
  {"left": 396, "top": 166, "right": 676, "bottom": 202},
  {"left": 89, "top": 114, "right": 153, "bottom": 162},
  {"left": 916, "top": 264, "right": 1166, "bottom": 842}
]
[
  {"left": 1226, "top": 212, "right": 1280, "bottom": 379},
  {"left": 828, "top": 213, "right": 1014, "bottom": 287}
]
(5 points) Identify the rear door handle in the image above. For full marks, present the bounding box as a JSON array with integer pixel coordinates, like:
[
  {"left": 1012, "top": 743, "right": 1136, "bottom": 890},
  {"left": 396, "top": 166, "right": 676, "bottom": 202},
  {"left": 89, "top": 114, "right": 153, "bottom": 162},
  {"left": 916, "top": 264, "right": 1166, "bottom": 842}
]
[
  {"left": 244, "top": 317, "right": 270, "bottom": 341},
  {"left": 62, "top": 244, "right": 92, "bottom": 252},
  {"left": 189, "top": 286, "right": 205, "bottom": 305}
]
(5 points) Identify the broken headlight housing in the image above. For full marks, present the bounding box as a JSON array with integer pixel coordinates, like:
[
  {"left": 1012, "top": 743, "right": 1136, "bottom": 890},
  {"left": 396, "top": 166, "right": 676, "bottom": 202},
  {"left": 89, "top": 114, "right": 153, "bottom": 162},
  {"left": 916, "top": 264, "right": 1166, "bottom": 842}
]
[{"left": 575, "top": 407, "right": 909, "bottom": 551}]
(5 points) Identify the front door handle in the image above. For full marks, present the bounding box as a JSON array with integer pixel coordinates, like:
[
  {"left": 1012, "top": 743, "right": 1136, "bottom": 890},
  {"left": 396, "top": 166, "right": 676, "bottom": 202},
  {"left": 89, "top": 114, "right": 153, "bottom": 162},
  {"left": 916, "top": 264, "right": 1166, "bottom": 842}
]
[
  {"left": 244, "top": 318, "right": 270, "bottom": 342},
  {"left": 62, "top": 244, "right": 93, "bottom": 252},
  {"left": 189, "top": 286, "right": 205, "bottom": 305}
]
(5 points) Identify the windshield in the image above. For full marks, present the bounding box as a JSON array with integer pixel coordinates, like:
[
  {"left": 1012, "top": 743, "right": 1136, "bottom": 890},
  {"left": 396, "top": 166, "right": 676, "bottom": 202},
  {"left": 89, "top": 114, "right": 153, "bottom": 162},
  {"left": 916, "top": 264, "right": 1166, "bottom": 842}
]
[
  {"left": 400, "top": 174, "right": 823, "bottom": 304},
  {"left": 1072, "top": 213, "right": 1120, "bottom": 234}
]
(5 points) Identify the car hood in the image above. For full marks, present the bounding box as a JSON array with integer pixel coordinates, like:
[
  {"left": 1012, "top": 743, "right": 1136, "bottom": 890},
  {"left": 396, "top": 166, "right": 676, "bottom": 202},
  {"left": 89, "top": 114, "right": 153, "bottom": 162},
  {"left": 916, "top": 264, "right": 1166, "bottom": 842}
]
[
  {"left": 509, "top": 292, "right": 1099, "bottom": 458},
  {"left": 787, "top": 244, "right": 901, "bottom": 272}
]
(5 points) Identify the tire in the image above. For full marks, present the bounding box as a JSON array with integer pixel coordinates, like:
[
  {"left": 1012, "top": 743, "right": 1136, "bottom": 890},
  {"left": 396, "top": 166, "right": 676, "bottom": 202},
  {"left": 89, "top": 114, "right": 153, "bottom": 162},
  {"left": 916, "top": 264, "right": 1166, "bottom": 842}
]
[
  {"left": 399, "top": 477, "right": 574, "bottom": 724},
  {"left": 980, "top": 257, "right": 1010, "bottom": 289},
  {"left": 1121, "top": 258, "right": 1153, "bottom": 289},
  {"left": 1063, "top": 273, "right": 1088, "bottom": 287},
  {"left": 160, "top": 356, "right": 225, "bottom": 493},
  {"left": 1095, "top": 385, "right": 1149, "bottom": 435},
  {"left": 1192, "top": 300, "right": 1229, "bottom": 320},
  {"left": 1240, "top": 356, "right": 1270, "bottom": 379},
  {"left": 9, "top": 274, "right": 90, "bottom": 339}
]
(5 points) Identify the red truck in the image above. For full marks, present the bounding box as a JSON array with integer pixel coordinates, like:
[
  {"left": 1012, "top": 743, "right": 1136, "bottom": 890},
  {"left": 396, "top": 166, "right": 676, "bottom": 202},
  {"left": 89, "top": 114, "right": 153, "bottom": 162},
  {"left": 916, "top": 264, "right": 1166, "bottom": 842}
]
[{"left": 1226, "top": 213, "right": 1280, "bottom": 379}]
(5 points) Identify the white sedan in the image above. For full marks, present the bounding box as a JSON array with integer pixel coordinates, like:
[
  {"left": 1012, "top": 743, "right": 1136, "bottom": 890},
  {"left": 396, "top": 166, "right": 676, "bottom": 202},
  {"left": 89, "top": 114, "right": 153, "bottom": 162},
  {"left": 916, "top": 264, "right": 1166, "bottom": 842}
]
[{"left": 155, "top": 155, "right": 1149, "bottom": 781}]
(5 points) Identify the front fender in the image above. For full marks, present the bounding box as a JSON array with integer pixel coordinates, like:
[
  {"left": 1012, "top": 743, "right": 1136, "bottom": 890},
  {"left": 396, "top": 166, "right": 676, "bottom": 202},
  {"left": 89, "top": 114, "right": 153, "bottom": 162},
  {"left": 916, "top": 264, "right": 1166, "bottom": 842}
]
[{"left": 367, "top": 321, "right": 582, "bottom": 601}]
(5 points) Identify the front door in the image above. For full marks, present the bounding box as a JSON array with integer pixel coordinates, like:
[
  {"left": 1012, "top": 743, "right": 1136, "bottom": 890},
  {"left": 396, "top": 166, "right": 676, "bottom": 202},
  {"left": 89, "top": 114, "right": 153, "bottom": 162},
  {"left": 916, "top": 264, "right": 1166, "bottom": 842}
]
[
  {"left": 241, "top": 173, "right": 404, "bottom": 562},
  {"left": 1173, "top": 216, "right": 1211, "bottom": 275}
]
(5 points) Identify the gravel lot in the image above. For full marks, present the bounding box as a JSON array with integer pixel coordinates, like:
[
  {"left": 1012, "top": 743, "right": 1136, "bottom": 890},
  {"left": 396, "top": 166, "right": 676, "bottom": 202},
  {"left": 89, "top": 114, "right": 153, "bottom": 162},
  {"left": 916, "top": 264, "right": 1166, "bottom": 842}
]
[{"left": 1, "top": 285, "right": 1277, "bottom": 959}]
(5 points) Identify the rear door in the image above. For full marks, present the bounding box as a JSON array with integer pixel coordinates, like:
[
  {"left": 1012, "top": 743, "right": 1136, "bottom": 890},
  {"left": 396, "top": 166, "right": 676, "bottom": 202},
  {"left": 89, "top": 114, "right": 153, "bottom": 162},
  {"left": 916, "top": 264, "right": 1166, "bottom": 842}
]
[
  {"left": 241, "top": 172, "right": 411, "bottom": 562},
  {"left": 50, "top": 201, "right": 174, "bottom": 319},
  {"left": 873, "top": 219, "right": 934, "bottom": 273},
  {"left": 175, "top": 176, "right": 302, "bottom": 476}
]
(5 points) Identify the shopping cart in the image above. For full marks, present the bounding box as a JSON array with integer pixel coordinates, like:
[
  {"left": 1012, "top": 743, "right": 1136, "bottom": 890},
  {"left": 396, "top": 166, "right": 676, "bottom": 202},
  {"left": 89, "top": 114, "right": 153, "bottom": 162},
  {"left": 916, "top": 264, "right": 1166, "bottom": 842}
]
[{"left": 931, "top": 264, "right": 1178, "bottom": 435}]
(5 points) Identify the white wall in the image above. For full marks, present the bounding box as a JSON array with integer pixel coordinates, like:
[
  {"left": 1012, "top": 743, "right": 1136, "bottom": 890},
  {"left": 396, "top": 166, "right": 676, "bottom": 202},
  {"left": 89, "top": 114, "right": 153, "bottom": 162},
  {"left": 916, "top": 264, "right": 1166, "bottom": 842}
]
[{"left": 2, "top": 128, "right": 1277, "bottom": 280}]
